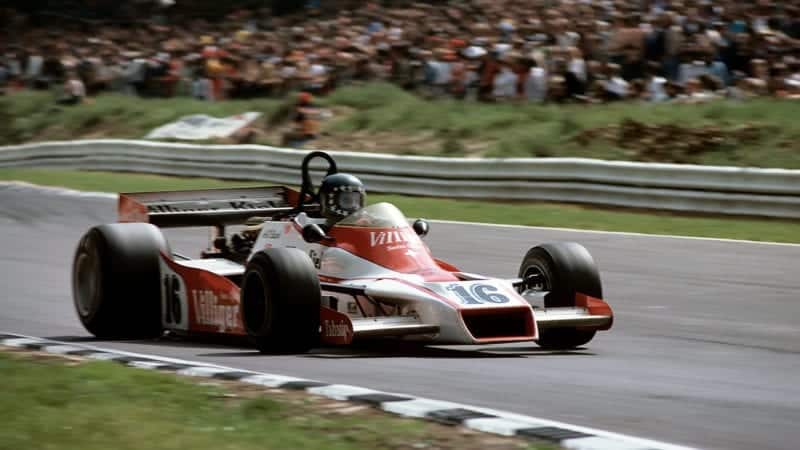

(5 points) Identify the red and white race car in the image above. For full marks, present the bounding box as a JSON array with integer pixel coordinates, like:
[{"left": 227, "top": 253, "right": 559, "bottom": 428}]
[{"left": 72, "top": 152, "right": 613, "bottom": 353}]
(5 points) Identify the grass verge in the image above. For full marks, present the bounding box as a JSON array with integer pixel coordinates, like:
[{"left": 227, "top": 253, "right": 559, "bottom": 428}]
[
  {"left": 0, "top": 349, "right": 547, "bottom": 450},
  {"left": 2, "top": 85, "right": 800, "bottom": 167},
  {"left": 1, "top": 168, "right": 798, "bottom": 243}
]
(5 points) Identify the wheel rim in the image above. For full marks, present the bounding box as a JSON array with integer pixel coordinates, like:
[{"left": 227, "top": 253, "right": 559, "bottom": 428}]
[
  {"left": 521, "top": 265, "right": 551, "bottom": 293},
  {"left": 74, "top": 249, "right": 99, "bottom": 317}
]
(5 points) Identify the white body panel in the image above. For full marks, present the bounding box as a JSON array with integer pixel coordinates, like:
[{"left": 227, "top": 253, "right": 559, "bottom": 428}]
[
  {"left": 177, "top": 258, "right": 245, "bottom": 277},
  {"left": 247, "top": 212, "right": 540, "bottom": 344}
]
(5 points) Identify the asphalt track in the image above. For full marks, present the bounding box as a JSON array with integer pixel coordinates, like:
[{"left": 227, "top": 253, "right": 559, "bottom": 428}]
[{"left": 1, "top": 183, "right": 799, "bottom": 450}]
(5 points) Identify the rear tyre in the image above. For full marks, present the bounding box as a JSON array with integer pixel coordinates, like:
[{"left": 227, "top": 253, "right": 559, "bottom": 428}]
[
  {"left": 518, "top": 242, "right": 602, "bottom": 349},
  {"left": 241, "top": 248, "right": 321, "bottom": 354},
  {"left": 72, "top": 223, "right": 168, "bottom": 339}
]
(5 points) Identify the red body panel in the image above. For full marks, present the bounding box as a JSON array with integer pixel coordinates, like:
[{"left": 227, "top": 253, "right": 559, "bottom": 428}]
[
  {"left": 118, "top": 194, "right": 149, "bottom": 223},
  {"left": 161, "top": 255, "right": 246, "bottom": 336},
  {"left": 328, "top": 225, "right": 459, "bottom": 282},
  {"left": 320, "top": 307, "right": 354, "bottom": 345},
  {"left": 576, "top": 293, "right": 614, "bottom": 330}
]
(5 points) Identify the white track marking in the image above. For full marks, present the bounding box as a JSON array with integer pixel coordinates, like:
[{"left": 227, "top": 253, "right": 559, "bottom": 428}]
[
  {"left": 42, "top": 345, "right": 85, "bottom": 354},
  {"left": 177, "top": 366, "right": 236, "bottom": 377},
  {"left": 562, "top": 436, "right": 657, "bottom": 450},
  {"left": 239, "top": 374, "right": 311, "bottom": 388},
  {"left": 465, "top": 406, "right": 696, "bottom": 450},
  {"left": 380, "top": 398, "right": 466, "bottom": 418},
  {"left": 128, "top": 361, "right": 170, "bottom": 370},
  {"left": 0, "top": 332, "right": 263, "bottom": 373},
  {"left": 463, "top": 417, "right": 547, "bottom": 436},
  {"left": 307, "top": 384, "right": 384, "bottom": 400},
  {"left": 1, "top": 338, "right": 42, "bottom": 347},
  {"left": 86, "top": 352, "right": 127, "bottom": 361}
]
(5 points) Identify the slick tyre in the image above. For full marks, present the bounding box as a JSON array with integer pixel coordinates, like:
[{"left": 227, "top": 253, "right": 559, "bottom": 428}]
[
  {"left": 518, "top": 242, "right": 602, "bottom": 350},
  {"left": 241, "top": 248, "right": 321, "bottom": 354},
  {"left": 72, "top": 223, "right": 168, "bottom": 339}
]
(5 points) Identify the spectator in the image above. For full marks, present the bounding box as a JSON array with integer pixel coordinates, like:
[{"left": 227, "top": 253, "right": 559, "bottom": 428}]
[
  {"left": 646, "top": 62, "right": 669, "bottom": 102},
  {"left": 679, "top": 57, "right": 710, "bottom": 86},
  {"left": 604, "top": 63, "right": 629, "bottom": 101},
  {"left": 477, "top": 52, "right": 499, "bottom": 101},
  {"left": 524, "top": 59, "right": 547, "bottom": 102},
  {"left": 0, "top": 62, "right": 8, "bottom": 94},
  {"left": 565, "top": 47, "right": 587, "bottom": 98},
  {"left": 492, "top": 57, "right": 517, "bottom": 100},
  {"left": 285, "top": 91, "right": 321, "bottom": 148},
  {"left": 23, "top": 46, "right": 44, "bottom": 88},
  {"left": 57, "top": 70, "right": 86, "bottom": 105},
  {"left": 191, "top": 68, "right": 213, "bottom": 101},
  {"left": 679, "top": 77, "right": 717, "bottom": 103}
]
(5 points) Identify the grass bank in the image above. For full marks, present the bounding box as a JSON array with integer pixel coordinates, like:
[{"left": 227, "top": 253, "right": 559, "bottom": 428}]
[
  {"left": 2, "top": 168, "right": 798, "bottom": 244},
  {"left": 2, "top": 85, "right": 799, "bottom": 168},
  {"left": 0, "top": 350, "right": 546, "bottom": 450}
]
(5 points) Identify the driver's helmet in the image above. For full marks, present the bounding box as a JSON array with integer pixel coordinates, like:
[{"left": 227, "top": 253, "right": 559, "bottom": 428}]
[{"left": 319, "top": 173, "right": 366, "bottom": 222}]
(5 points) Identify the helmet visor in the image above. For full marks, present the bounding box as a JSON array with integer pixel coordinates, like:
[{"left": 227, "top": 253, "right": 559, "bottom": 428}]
[{"left": 337, "top": 191, "right": 364, "bottom": 213}]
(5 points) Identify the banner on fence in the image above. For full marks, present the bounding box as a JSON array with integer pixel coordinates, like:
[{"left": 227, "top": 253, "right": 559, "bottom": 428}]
[{"left": 145, "top": 112, "right": 261, "bottom": 140}]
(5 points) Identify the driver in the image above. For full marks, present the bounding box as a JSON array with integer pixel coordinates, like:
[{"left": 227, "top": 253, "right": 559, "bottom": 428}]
[{"left": 318, "top": 173, "right": 366, "bottom": 226}]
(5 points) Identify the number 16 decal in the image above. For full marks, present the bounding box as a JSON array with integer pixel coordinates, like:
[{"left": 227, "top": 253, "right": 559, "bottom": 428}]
[
  {"left": 159, "top": 259, "right": 188, "bottom": 330},
  {"left": 163, "top": 274, "right": 182, "bottom": 324},
  {"left": 447, "top": 283, "right": 510, "bottom": 304}
]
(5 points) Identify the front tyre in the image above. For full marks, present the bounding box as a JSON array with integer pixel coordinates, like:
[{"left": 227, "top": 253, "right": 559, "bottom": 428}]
[
  {"left": 241, "top": 248, "right": 321, "bottom": 354},
  {"left": 518, "top": 242, "right": 602, "bottom": 349},
  {"left": 72, "top": 223, "right": 168, "bottom": 339}
]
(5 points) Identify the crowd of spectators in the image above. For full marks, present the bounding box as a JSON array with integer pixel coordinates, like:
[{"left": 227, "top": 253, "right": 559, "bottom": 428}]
[{"left": 2, "top": 0, "right": 800, "bottom": 106}]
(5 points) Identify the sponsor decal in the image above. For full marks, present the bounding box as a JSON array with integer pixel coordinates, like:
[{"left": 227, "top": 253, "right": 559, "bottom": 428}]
[
  {"left": 147, "top": 199, "right": 281, "bottom": 214},
  {"left": 263, "top": 229, "right": 281, "bottom": 239},
  {"left": 192, "top": 289, "right": 241, "bottom": 332},
  {"left": 369, "top": 229, "right": 418, "bottom": 248},
  {"left": 323, "top": 320, "right": 350, "bottom": 338},
  {"left": 320, "top": 306, "right": 353, "bottom": 345},
  {"left": 160, "top": 255, "right": 245, "bottom": 335}
]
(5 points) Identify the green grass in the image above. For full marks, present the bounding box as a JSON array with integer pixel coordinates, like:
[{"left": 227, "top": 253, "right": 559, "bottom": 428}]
[
  {"left": 2, "top": 168, "right": 798, "bottom": 243},
  {"left": 0, "top": 352, "right": 548, "bottom": 450},
  {"left": 324, "top": 84, "right": 800, "bottom": 166},
  {"left": 3, "top": 85, "right": 800, "bottom": 167}
]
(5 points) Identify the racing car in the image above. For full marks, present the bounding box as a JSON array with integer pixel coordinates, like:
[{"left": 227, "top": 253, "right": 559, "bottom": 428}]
[{"left": 72, "top": 151, "right": 613, "bottom": 353}]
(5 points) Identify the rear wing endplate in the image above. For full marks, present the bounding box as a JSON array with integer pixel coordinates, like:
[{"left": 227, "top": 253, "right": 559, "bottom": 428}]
[{"left": 119, "top": 186, "right": 306, "bottom": 227}]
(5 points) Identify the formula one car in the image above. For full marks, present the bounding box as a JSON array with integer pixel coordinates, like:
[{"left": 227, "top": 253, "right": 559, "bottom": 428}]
[{"left": 72, "top": 151, "right": 613, "bottom": 353}]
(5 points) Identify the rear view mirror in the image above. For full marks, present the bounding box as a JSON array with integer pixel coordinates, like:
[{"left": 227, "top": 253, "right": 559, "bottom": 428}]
[
  {"left": 302, "top": 223, "right": 329, "bottom": 243},
  {"left": 413, "top": 219, "right": 429, "bottom": 237}
]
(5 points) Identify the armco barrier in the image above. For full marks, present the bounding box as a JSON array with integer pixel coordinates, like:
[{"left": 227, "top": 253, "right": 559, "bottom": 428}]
[{"left": 1, "top": 139, "right": 799, "bottom": 218}]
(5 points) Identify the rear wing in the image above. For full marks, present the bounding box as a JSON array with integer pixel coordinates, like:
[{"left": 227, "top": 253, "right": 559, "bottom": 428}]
[{"left": 119, "top": 186, "right": 307, "bottom": 227}]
